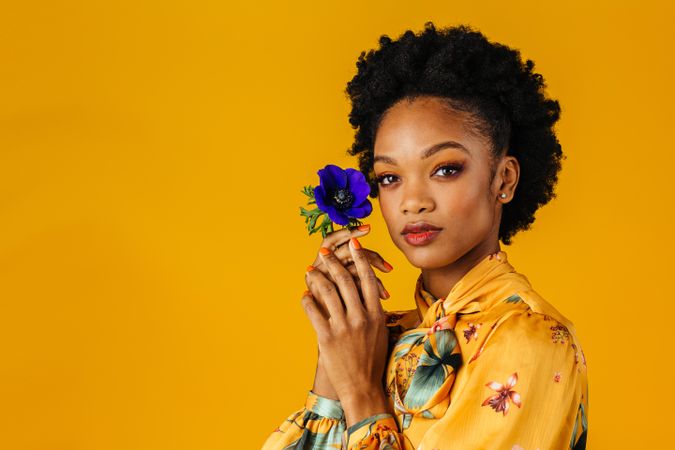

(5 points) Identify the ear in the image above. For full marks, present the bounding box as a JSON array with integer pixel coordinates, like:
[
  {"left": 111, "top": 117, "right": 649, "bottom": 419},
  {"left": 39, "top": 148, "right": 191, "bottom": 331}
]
[{"left": 495, "top": 155, "right": 520, "bottom": 203}]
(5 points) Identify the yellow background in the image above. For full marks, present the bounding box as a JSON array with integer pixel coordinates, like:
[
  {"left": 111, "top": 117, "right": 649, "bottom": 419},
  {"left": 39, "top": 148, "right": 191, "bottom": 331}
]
[{"left": 0, "top": 1, "right": 672, "bottom": 448}]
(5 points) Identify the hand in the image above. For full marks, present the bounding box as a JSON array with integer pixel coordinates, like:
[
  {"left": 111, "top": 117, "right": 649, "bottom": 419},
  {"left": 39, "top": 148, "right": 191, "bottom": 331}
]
[
  {"left": 307, "top": 225, "right": 393, "bottom": 300},
  {"left": 306, "top": 225, "right": 393, "bottom": 403},
  {"left": 302, "top": 237, "right": 390, "bottom": 427}
]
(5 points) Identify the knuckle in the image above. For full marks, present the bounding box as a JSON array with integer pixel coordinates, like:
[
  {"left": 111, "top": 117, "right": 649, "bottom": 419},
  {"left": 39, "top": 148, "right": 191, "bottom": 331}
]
[
  {"left": 362, "top": 270, "right": 377, "bottom": 283},
  {"left": 335, "top": 323, "right": 351, "bottom": 337},
  {"left": 352, "top": 252, "right": 365, "bottom": 264},
  {"left": 316, "top": 329, "right": 331, "bottom": 343},
  {"left": 351, "top": 315, "right": 369, "bottom": 329},
  {"left": 335, "top": 272, "right": 352, "bottom": 284},
  {"left": 304, "top": 270, "right": 317, "bottom": 283},
  {"left": 369, "top": 309, "right": 385, "bottom": 321},
  {"left": 321, "top": 283, "right": 336, "bottom": 296},
  {"left": 301, "top": 297, "right": 313, "bottom": 310}
]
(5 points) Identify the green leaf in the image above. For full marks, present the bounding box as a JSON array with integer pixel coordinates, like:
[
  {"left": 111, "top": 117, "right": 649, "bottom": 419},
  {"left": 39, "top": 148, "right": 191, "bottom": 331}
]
[
  {"left": 308, "top": 211, "right": 321, "bottom": 230},
  {"left": 301, "top": 185, "right": 316, "bottom": 201}
]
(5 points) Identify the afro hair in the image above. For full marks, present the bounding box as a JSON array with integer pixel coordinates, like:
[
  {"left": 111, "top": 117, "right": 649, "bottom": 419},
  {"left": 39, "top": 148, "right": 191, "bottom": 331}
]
[{"left": 344, "top": 22, "right": 565, "bottom": 245}]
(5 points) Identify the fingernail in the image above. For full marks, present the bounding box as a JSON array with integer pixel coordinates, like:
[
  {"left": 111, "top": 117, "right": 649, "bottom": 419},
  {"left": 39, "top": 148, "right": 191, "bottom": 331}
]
[
  {"left": 350, "top": 237, "right": 362, "bottom": 250},
  {"left": 383, "top": 261, "right": 394, "bottom": 271},
  {"left": 319, "top": 247, "right": 331, "bottom": 256},
  {"left": 303, "top": 289, "right": 311, "bottom": 296},
  {"left": 306, "top": 265, "right": 315, "bottom": 272},
  {"left": 383, "top": 289, "right": 390, "bottom": 299},
  {"left": 357, "top": 224, "right": 370, "bottom": 232}
]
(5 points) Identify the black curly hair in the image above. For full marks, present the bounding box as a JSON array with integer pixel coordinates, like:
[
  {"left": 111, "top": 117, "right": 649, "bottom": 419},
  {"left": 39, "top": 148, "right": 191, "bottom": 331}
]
[{"left": 344, "top": 22, "right": 565, "bottom": 245}]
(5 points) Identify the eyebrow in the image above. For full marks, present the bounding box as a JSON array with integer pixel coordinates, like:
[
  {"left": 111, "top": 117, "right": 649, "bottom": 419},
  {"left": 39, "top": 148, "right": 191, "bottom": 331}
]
[{"left": 373, "top": 140, "right": 470, "bottom": 165}]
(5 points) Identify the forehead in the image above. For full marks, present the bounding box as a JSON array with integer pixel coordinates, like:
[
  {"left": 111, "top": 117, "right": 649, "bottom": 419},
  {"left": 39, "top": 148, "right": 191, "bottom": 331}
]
[{"left": 373, "top": 96, "right": 492, "bottom": 160}]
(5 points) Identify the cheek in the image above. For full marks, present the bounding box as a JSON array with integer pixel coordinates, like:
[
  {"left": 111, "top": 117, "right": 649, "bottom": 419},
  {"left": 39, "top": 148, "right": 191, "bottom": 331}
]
[
  {"left": 376, "top": 195, "right": 401, "bottom": 241},
  {"left": 378, "top": 195, "right": 395, "bottom": 226},
  {"left": 442, "top": 183, "right": 493, "bottom": 230}
]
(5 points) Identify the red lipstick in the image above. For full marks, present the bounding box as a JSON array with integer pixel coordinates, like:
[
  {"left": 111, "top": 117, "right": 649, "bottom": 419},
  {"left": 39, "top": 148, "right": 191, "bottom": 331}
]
[{"left": 401, "top": 222, "right": 443, "bottom": 246}]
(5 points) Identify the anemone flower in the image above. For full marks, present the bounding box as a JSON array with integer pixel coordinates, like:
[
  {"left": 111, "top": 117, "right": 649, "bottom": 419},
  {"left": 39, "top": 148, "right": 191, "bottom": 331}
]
[{"left": 300, "top": 164, "right": 372, "bottom": 237}]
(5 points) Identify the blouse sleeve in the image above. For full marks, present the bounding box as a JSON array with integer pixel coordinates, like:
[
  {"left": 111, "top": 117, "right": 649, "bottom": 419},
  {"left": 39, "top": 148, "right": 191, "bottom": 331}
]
[
  {"left": 342, "top": 412, "right": 411, "bottom": 449},
  {"left": 261, "top": 390, "right": 412, "bottom": 449},
  {"left": 261, "top": 390, "right": 346, "bottom": 449},
  {"left": 417, "top": 310, "right": 589, "bottom": 450}
]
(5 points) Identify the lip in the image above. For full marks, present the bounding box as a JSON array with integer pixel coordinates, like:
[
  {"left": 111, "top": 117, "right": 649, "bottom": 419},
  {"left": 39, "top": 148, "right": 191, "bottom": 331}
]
[
  {"left": 401, "top": 221, "right": 443, "bottom": 234},
  {"left": 402, "top": 229, "right": 442, "bottom": 246},
  {"left": 401, "top": 221, "right": 444, "bottom": 246}
]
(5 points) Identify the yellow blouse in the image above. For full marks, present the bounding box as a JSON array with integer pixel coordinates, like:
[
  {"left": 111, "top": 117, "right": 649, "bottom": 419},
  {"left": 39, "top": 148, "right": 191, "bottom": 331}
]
[{"left": 262, "top": 250, "right": 589, "bottom": 449}]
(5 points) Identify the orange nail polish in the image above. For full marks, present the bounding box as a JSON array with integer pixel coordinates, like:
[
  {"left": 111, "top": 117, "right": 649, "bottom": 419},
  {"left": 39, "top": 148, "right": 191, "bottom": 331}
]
[
  {"left": 357, "top": 224, "right": 370, "bottom": 231},
  {"left": 319, "top": 247, "right": 331, "bottom": 255},
  {"left": 306, "top": 265, "right": 315, "bottom": 272},
  {"left": 383, "top": 261, "right": 394, "bottom": 271},
  {"left": 303, "top": 289, "right": 311, "bottom": 296},
  {"left": 350, "top": 237, "right": 362, "bottom": 249},
  {"left": 383, "top": 289, "right": 390, "bottom": 299}
]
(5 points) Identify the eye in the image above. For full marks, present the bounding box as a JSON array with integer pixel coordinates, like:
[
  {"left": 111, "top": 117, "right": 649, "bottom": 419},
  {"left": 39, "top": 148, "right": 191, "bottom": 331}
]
[
  {"left": 376, "top": 174, "right": 399, "bottom": 186},
  {"left": 433, "top": 164, "right": 463, "bottom": 177}
]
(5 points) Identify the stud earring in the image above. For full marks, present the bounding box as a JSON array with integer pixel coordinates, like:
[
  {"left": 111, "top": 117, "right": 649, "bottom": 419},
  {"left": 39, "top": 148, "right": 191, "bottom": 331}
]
[{"left": 499, "top": 193, "right": 507, "bottom": 199}]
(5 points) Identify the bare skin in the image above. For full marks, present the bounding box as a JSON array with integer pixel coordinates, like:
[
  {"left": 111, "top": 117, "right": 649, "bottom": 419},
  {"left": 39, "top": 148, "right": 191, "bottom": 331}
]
[
  {"left": 303, "top": 237, "right": 390, "bottom": 427},
  {"left": 304, "top": 94, "right": 520, "bottom": 426},
  {"left": 306, "top": 226, "right": 393, "bottom": 401}
]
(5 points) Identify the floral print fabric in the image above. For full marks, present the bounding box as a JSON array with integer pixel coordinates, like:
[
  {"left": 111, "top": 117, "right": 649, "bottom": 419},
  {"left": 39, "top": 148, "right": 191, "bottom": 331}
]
[{"left": 262, "top": 251, "right": 589, "bottom": 449}]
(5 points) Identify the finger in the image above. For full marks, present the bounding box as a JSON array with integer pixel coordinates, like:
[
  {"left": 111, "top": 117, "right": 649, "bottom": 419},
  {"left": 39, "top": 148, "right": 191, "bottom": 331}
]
[
  {"left": 330, "top": 246, "right": 393, "bottom": 274},
  {"left": 348, "top": 237, "right": 382, "bottom": 314},
  {"left": 305, "top": 266, "right": 346, "bottom": 322},
  {"left": 314, "top": 261, "right": 388, "bottom": 300},
  {"left": 305, "top": 266, "right": 331, "bottom": 318},
  {"left": 322, "top": 223, "right": 371, "bottom": 254},
  {"left": 312, "top": 247, "right": 391, "bottom": 282},
  {"left": 318, "top": 246, "right": 365, "bottom": 317},
  {"left": 301, "top": 290, "right": 329, "bottom": 339},
  {"left": 363, "top": 248, "right": 394, "bottom": 273},
  {"left": 345, "top": 264, "right": 389, "bottom": 299}
]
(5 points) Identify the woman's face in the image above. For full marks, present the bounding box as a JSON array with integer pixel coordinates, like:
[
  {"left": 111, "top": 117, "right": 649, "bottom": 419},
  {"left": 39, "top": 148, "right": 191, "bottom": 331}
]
[{"left": 373, "top": 96, "right": 514, "bottom": 269}]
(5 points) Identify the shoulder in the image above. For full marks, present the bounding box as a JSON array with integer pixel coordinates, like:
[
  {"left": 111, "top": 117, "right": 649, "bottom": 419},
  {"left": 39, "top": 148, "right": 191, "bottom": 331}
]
[
  {"left": 465, "top": 288, "right": 587, "bottom": 371},
  {"left": 515, "top": 288, "right": 586, "bottom": 363}
]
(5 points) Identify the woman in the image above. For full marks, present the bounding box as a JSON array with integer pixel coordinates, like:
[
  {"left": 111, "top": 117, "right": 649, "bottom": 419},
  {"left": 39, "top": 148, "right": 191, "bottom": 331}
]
[{"left": 262, "top": 22, "right": 588, "bottom": 450}]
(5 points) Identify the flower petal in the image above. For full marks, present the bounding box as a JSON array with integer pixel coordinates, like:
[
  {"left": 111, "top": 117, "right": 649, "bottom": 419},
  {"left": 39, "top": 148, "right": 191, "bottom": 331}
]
[
  {"left": 502, "top": 400, "right": 510, "bottom": 416},
  {"left": 313, "top": 185, "right": 330, "bottom": 212},
  {"left": 506, "top": 372, "right": 518, "bottom": 388},
  {"left": 510, "top": 391, "right": 522, "bottom": 407},
  {"left": 318, "top": 164, "right": 347, "bottom": 191},
  {"left": 345, "top": 168, "right": 370, "bottom": 203},
  {"left": 347, "top": 200, "right": 373, "bottom": 219},
  {"left": 327, "top": 208, "right": 350, "bottom": 226},
  {"left": 485, "top": 381, "right": 503, "bottom": 391}
]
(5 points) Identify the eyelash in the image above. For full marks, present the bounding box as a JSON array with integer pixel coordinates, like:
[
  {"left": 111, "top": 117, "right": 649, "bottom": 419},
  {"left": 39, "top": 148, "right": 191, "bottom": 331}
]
[{"left": 375, "top": 163, "right": 464, "bottom": 187}]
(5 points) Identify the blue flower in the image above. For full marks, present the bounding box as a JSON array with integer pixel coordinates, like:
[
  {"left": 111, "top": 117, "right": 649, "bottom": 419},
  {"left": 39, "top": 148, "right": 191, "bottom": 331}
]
[
  {"left": 299, "top": 164, "right": 373, "bottom": 237},
  {"left": 314, "top": 164, "right": 372, "bottom": 225}
]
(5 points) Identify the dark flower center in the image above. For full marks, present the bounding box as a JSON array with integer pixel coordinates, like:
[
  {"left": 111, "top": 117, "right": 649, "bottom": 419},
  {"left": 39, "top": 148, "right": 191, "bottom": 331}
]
[{"left": 331, "top": 188, "right": 354, "bottom": 209}]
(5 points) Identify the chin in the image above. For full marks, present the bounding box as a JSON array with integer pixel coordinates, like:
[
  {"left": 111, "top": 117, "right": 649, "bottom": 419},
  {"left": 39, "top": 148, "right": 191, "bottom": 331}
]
[{"left": 398, "top": 241, "right": 459, "bottom": 270}]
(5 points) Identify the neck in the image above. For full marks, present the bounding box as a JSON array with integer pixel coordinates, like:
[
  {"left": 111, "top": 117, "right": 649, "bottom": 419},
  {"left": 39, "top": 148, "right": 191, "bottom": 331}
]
[{"left": 421, "top": 241, "right": 501, "bottom": 300}]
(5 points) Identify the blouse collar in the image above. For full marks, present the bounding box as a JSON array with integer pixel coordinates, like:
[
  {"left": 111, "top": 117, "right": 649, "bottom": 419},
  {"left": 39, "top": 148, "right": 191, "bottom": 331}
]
[{"left": 413, "top": 250, "right": 533, "bottom": 326}]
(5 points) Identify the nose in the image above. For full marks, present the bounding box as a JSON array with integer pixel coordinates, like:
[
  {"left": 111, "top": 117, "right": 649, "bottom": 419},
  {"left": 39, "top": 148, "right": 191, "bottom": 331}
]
[{"left": 399, "top": 179, "right": 435, "bottom": 215}]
